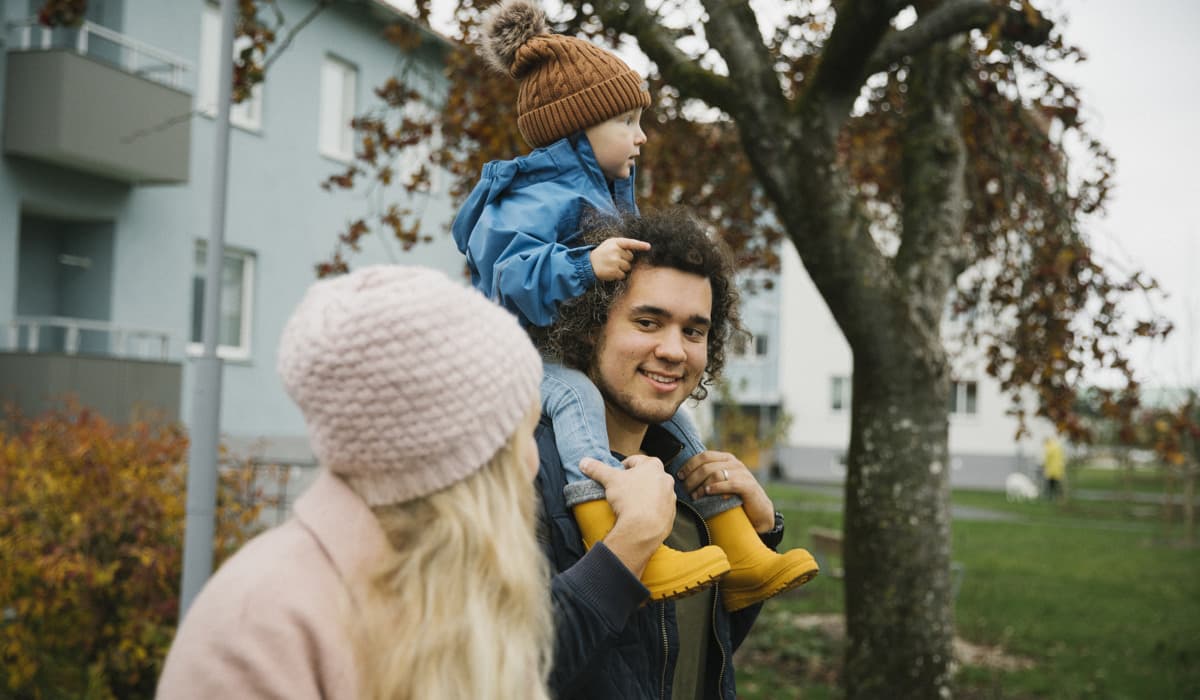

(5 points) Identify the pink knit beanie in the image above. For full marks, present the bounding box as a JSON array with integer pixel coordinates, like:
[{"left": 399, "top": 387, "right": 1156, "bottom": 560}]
[{"left": 277, "top": 265, "right": 542, "bottom": 506}]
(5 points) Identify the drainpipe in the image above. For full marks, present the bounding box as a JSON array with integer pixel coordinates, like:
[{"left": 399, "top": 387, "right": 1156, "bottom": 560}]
[{"left": 180, "top": 0, "right": 235, "bottom": 619}]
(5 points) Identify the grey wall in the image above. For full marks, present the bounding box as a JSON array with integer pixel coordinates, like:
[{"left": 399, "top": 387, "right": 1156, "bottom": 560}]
[
  {"left": 15, "top": 215, "right": 114, "bottom": 354},
  {"left": 17, "top": 215, "right": 115, "bottom": 319},
  {"left": 58, "top": 219, "right": 115, "bottom": 323},
  {"left": 0, "top": 351, "right": 181, "bottom": 424},
  {"left": 4, "top": 50, "right": 192, "bottom": 182},
  {"left": 775, "top": 444, "right": 1039, "bottom": 492},
  {"left": 15, "top": 216, "right": 58, "bottom": 317}
]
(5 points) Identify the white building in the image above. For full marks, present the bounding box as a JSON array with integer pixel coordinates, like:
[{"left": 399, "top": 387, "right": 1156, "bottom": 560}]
[{"left": 704, "top": 243, "right": 1053, "bottom": 491}]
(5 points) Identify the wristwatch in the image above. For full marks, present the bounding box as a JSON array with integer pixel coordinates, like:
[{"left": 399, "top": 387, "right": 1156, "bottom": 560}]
[{"left": 760, "top": 510, "right": 786, "bottom": 549}]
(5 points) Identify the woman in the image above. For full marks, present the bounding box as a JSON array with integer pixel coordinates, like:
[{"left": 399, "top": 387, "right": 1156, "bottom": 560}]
[{"left": 157, "top": 265, "right": 551, "bottom": 699}]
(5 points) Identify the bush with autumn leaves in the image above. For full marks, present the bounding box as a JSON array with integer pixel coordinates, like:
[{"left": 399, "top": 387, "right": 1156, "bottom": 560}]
[
  {"left": 0, "top": 404, "right": 268, "bottom": 698},
  {"left": 1142, "top": 393, "right": 1200, "bottom": 543}
]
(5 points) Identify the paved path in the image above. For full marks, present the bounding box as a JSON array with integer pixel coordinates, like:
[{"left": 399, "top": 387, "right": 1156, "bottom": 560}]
[
  {"left": 771, "top": 498, "right": 1020, "bottom": 522},
  {"left": 1072, "top": 488, "right": 1200, "bottom": 505},
  {"left": 772, "top": 484, "right": 1177, "bottom": 532}
]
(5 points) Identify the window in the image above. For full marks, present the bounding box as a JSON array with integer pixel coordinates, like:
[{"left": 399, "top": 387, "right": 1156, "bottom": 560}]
[
  {"left": 949, "top": 380, "right": 978, "bottom": 415},
  {"left": 830, "top": 375, "right": 850, "bottom": 412},
  {"left": 199, "top": 3, "right": 263, "bottom": 130},
  {"left": 731, "top": 332, "right": 768, "bottom": 359},
  {"left": 189, "top": 242, "right": 255, "bottom": 360},
  {"left": 319, "top": 55, "right": 358, "bottom": 161},
  {"left": 730, "top": 332, "right": 750, "bottom": 358}
]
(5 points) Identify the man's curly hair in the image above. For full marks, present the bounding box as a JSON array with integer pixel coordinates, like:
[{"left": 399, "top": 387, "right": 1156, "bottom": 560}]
[{"left": 532, "top": 208, "right": 744, "bottom": 401}]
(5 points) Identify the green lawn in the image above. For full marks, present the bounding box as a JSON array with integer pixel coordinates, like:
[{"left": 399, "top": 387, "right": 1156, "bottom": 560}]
[
  {"left": 733, "top": 477, "right": 1200, "bottom": 699},
  {"left": 1070, "top": 464, "right": 1174, "bottom": 494}
]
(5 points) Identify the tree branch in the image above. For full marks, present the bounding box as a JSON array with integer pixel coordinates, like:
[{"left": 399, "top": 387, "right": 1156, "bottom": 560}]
[
  {"left": 868, "top": 0, "right": 1054, "bottom": 74},
  {"left": 261, "top": 0, "right": 334, "bottom": 76},
  {"left": 768, "top": 1, "right": 902, "bottom": 340},
  {"left": 804, "top": 0, "right": 900, "bottom": 120},
  {"left": 696, "top": 0, "right": 787, "bottom": 117},
  {"left": 894, "top": 37, "right": 970, "bottom": 333},
  {"left": 591, "top": 0, "right": 738, "bottom": 115}
]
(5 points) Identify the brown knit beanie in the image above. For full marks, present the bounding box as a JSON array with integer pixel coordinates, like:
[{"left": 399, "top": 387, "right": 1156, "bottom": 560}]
[
  {"left": 481, "top": 0, "right": 651, "bottom": 148},
  {"left": 277, "top": 265, "right": 542, "bottom": 507}
]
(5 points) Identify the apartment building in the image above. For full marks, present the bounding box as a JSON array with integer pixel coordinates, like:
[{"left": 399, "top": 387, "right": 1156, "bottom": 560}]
[{"left": 1, "top": 0, "right": 457, "bottom": 463}]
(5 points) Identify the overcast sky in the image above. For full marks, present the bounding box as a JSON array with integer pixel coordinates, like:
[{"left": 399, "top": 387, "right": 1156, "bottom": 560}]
[
  {"left": 392, "top": 0, "right": 1199, "bottom": 388},
  {"left": 1054, "top": 0, "right": 1200, "bottom": 388}
]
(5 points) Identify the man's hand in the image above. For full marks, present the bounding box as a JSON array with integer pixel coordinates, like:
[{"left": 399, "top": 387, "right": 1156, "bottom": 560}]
[
  {"left": 676, "top": 451, "right": 775, "bottom": 533},
  {"left": 580, "top": 455, "right": 674, "bottom": 577},
  {"left": 588, "top": 237, "right": 651, "bottom": 281}
]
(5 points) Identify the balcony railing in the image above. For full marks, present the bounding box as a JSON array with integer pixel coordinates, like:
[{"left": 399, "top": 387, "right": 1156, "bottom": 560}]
[
  {"left": 240, "top": 459, "right": 319, "bottom": 527},
  {"left": 7, "top": 316, "right": 171, "bottom": 360},
  {"left": 6, "top": 19, "right": 190, "bottom": 88}
]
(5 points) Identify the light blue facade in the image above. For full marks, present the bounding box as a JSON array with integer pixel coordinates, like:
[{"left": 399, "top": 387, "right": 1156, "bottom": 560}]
[
  {"left": 722, "top": 271, "right": 783, "bottom": 407},
  {"left": 1, "top": 0, "right": 461, "bottom": 454},
  {"left": 694, "top": 269, "right": 786, "bottom": 470}
]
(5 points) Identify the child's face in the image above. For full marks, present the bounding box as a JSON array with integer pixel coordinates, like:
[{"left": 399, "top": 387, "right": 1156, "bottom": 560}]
[{"left": 584, "top": 109, "right": 647, "bottom": 181}]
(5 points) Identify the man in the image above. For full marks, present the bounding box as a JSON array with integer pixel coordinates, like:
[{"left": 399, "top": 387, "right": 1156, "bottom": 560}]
[{"left": 533, "top": 209, "right": 789, "bottom": 699}]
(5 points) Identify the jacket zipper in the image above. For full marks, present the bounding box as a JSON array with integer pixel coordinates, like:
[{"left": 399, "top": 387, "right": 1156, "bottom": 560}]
[
  {"left": 679, "top": 499, "right": 728, "bottom": 698},
  {"left": 711, "top": 582, "right": 727, "bottom": 696},
  {"left": 659, "top": 603, "right": 669, "bottom": 700}
]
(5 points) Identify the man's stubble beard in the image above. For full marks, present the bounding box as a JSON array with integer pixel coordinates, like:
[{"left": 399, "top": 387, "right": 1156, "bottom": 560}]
[
  {"left": 598, "top": 382, "right": 679, "bottom": 426},
  {"left": 588, "top": 362, "right": 691, "bottom": 427}
]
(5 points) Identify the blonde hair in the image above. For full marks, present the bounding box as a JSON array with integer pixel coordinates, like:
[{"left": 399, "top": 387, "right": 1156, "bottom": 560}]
[{"left": 347, "top": 408, "right": 552, "bottom": 700}]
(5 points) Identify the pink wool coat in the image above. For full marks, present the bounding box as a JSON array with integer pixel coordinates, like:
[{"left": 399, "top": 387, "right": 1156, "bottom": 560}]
[{"left": 156, "top": 470, "right": 386, "bottom": 699}]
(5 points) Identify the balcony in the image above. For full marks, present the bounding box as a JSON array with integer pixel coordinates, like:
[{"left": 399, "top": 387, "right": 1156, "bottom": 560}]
[
  {"left": 3, "top": 20, "right": 191, "bottom": 184},
  {"left": 1, "top": 316, "right": 182, "bottom": 424}
]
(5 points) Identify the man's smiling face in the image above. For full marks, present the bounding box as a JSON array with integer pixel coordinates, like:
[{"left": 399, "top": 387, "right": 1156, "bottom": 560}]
[{"left": 590, "top": 264, "right": 712, "bottom": 427}]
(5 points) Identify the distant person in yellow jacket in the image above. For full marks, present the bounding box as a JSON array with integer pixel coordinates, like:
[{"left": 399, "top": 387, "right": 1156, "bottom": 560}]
[{"left": 1042, "top": 436, "right": 1065, "bottom": 501}]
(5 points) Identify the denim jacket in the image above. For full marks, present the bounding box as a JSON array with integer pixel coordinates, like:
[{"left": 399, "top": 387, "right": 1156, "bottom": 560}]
[
  {"left": 535, "top": 417, "right": 771, "bottom": 699},
  {"left": 451, "top": 134, "right": 638, "bottom": 328}
]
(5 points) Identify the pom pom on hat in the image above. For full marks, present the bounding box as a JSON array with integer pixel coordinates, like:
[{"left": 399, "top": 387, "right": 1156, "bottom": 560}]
[
  {"left": 479, "top": 0, "right": 651, "bottom": 148},
  {"left": 277, "top": 265, "right": 542, "bottom": 507},
  {"left": 480, "top": 0, "right": 549, "bottom": 76}
]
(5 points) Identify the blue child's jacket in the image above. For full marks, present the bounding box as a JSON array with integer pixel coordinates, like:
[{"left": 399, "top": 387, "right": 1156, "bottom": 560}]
[{"left": 451, "top": 133, "right": 638, "bottom": 328}]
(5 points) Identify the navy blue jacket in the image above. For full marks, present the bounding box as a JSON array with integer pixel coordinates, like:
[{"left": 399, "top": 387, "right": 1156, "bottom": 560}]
[
  {"left": 451, "top": 134, "right": 638, "bottom": 328},
  {"left": 536, "top": 417, "right": 777, "bottom": 699}
]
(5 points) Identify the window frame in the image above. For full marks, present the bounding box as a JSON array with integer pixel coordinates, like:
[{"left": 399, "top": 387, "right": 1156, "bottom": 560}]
[
  {"left": 187, "top": 242, "right": 256, "bottom": 362},
  {"left": 949, "top": 380, "right": 979, "bottom": 416},
  {"left": 318, "top": 53, "right": 359, "bottom": 162},
  {"left": 731, "top": 331, "right": 769, "bottom": 361},
  {"left": 830, "top": 374, "right": 850, "bottom": 413},
  {"left": 198, "top": 2, "right": 264, "bottom": 132}
]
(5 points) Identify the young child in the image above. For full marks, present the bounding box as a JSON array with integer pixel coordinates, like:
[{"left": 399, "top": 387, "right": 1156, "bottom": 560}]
[{"left": 452, "top": 0, "right": 817, "bottom": 608}]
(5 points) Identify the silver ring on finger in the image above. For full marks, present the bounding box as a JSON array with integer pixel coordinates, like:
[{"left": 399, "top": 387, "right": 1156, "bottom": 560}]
[{"left": 722, "top": 468, "right": 729, "bottom": 482}]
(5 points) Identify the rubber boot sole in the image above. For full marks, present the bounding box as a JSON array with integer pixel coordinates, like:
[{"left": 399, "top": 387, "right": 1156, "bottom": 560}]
[
  {"left": 643, "top": 544, "right": 731, "bottom": 602},
  {"left": 721, "top": 550, "right": 820, "bottom": 612}
]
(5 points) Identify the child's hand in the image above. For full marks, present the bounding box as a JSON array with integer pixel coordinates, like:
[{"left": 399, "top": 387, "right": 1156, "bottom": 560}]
[{"left": 589, "top": 237, "right": 652, "bottom": 281}]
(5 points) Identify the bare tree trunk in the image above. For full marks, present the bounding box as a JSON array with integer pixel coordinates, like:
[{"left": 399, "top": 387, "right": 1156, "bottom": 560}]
[
  {"left": 841, "top": 35, "right": 967, "bottom": 699},
  {"left": 844, "top": 348, "right": 954, "bottom": 697}
]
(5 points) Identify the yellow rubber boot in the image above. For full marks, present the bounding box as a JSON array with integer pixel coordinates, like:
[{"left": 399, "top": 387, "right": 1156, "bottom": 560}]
[
  {"left": 706, "top": 506, "right": 819, "bottom": 612},
  {"left": 573, "top": 499, "right": 731, "bottom": 602}
]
